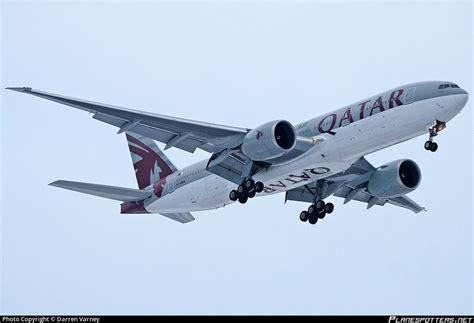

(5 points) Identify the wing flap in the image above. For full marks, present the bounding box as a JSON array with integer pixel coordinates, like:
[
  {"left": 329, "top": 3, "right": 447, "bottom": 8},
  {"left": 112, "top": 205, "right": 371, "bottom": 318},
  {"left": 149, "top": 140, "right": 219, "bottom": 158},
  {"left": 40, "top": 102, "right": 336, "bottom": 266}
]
[
  {"left": 387, "top": 195, "right": 426, "bottom": 213},
  {"left": 50, "top": 180, "right": 151, "bottom": 202},
  {"left": 333, "top": 186, "right": 385, "bottom": 206}
]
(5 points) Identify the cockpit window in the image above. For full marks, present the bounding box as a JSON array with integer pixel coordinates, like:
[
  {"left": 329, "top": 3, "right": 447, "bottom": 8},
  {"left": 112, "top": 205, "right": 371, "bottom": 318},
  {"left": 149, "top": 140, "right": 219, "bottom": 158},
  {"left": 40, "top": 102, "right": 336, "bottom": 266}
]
[{"left": 438, "top": 83, "right": 460, "bottom": 89}]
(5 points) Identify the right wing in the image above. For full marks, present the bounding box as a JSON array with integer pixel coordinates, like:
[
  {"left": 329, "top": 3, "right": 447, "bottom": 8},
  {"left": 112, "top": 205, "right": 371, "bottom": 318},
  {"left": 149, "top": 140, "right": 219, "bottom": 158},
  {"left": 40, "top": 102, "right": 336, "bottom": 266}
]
[
  {"left": 286, "top": 157, "right": 426, "bottom": 213},
  {"left": 6, "top": 87, "right": 248, "bottom": 153}
]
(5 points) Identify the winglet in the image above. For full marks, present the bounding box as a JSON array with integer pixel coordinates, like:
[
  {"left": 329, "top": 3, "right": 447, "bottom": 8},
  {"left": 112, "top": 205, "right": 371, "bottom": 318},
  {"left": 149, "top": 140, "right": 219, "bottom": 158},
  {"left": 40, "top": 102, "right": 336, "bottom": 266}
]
[{"left": 5, "top": 87, "right": 32, "bottom": 92}]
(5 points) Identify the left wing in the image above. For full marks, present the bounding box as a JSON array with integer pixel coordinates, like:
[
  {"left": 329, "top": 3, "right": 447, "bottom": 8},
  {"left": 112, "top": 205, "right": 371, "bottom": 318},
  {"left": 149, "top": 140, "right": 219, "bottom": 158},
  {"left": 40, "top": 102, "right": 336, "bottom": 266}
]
[
  {"left": 6, "top": 87, "right": 248, "bottom": 153},
  {"left": 286, "top": 157, "right": 426, "bottom": 213},
  {"left": 7, "top": 87, "right": 316, "bottom": 185}
]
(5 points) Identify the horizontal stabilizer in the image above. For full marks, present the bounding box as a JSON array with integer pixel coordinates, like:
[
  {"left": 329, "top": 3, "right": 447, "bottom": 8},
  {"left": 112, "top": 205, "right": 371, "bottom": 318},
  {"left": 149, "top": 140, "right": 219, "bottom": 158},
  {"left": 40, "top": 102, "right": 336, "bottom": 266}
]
[
  {"left": 50, "top": 180, "right": 151, "bottom": 201},
  {"left": 160, "top": 212, "right": 195, "bottom": 223}
]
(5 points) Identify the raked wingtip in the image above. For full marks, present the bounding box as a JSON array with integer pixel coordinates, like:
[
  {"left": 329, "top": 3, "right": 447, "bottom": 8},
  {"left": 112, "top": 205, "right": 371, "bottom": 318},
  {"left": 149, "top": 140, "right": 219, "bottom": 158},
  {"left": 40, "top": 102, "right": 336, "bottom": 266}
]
[
  {"left": 5, "top": 87, "right": 32, "bottom": 92},
  {"left": 49, "top": 180, "right": 63, "bottom": 187}
]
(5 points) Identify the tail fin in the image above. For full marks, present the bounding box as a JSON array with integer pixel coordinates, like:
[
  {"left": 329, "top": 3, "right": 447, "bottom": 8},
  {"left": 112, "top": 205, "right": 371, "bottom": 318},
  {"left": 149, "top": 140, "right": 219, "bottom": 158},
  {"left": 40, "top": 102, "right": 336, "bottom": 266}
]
[{"left": 125, "top": 131, "right": 178, "bottom": 189}]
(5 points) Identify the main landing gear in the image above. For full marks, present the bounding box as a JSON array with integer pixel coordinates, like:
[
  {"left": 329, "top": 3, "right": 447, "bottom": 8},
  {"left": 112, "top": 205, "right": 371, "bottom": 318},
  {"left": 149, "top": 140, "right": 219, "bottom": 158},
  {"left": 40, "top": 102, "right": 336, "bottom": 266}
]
[
  {"left": 228, "top": 179, "right": 264, "bottom": 204},
  {"left": 299, "top": 199, "right": 334, "bottom": 225},
  {"left": 424, "top": 121, "right": 445, "bottom": 152}
]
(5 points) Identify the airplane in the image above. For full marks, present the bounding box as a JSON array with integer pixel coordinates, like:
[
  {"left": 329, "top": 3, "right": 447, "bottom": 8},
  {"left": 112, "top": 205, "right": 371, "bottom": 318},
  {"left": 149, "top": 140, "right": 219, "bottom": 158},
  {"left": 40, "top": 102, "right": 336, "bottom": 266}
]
[{"left": 6, "top": 81, "right": 468, "bottom": 224}]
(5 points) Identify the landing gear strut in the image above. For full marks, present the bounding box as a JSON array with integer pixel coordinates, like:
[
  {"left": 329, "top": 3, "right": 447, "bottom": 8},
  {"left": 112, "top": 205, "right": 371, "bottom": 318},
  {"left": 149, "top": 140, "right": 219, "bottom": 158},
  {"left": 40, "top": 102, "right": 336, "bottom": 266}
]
[
  {"left": 229, "top": 179, "right": 264, "bottom": 204},
  {"left": 424, "top": 121, "right": 445, "bottom": 152},
  {"left": 300, "top": 199, "right": 334, "bottom": 225}
]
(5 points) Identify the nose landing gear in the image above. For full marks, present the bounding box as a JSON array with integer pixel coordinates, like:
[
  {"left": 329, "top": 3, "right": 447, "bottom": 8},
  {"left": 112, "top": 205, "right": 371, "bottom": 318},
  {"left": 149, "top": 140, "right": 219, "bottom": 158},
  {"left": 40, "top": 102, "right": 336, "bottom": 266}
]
[
  {"left": 424, "top": 120, "right": 445, "bottom": 152},
  {"left": 424, "top": 140, "right": 438, "bottom": 152},
  {"left": 229, "top": 179, "right": 264, "bottom": 204}
]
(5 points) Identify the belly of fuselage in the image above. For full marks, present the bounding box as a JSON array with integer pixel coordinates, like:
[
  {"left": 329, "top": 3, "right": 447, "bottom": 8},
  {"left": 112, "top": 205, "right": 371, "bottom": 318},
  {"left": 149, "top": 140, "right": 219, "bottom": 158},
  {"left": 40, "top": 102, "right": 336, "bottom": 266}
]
[{"left": 145, "top": 174, "right": 235, "bottom": 213}]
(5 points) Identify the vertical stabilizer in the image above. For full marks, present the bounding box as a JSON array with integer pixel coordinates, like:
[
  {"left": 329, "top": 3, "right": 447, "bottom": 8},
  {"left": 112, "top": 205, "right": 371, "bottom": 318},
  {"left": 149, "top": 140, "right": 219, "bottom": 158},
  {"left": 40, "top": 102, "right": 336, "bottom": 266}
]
[{"left": 125, "top": 132, "right": 178, "bottom": 189}]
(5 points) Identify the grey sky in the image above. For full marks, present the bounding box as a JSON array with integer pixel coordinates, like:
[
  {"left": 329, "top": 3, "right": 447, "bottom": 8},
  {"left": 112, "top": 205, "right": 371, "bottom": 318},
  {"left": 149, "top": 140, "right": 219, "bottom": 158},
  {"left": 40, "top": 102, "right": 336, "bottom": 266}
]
[{"left": 1, "top": 1, "right": 472, "bottom": 314}]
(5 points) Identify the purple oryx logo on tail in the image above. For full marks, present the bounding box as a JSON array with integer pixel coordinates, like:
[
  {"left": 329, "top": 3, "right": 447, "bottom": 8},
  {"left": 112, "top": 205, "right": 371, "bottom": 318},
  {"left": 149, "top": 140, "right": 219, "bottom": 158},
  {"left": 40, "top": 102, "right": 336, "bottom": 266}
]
[{"left": 126, "top": 134, "right": 174, "bottom": 189}]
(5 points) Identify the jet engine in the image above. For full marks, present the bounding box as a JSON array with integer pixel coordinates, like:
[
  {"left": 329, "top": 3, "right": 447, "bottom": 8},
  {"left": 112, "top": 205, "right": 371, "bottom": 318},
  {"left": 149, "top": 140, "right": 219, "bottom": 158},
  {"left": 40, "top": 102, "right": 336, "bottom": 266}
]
[
  {"left": 367, "top": 159, "right": 421, "bottom": 198},
  {"left": 241, "top": 120, "right": 296, "bottom": 161}
]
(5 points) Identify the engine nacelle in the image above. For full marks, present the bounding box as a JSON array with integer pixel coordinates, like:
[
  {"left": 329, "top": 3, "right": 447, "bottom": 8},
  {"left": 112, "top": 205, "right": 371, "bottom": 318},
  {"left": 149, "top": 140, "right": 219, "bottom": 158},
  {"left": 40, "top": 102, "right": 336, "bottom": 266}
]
[
  {"left": 367, "top": 159, "right": 421, "bottom": 198},
  {"left": 241, "top": 120, "right": 296, "bottom": 161}
]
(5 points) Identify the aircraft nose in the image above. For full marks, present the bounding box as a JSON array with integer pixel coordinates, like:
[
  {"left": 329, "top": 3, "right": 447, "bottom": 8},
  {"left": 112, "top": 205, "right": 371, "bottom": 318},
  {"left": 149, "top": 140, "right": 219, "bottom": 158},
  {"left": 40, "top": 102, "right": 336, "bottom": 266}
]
[{"left": 456, "top": 90, "right": 469, "bottom": 108}]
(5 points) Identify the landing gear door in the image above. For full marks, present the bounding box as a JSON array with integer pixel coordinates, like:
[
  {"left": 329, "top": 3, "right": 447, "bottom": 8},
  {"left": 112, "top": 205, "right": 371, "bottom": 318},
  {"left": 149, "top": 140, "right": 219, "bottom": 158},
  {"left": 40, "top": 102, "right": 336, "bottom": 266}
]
[{"left": 404, "top": 87, "right": 416, "bottom": 104}]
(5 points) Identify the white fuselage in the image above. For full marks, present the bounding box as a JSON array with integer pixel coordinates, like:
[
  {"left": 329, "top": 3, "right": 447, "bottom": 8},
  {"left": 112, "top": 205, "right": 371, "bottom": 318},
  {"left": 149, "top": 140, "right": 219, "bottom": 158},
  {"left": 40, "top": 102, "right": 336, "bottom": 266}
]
[{"left": 144, "top": 87, "right": 468, "bottom": 214}]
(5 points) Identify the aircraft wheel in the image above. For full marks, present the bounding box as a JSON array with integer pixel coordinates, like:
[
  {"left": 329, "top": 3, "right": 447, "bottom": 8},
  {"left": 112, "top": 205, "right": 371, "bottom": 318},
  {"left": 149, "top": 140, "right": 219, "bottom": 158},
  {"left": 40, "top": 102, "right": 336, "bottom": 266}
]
[
  {"left": 255, "top": 181, "right": 264, "bottom": 193},
  {"left": 245, "top": 179, "right": 255, "bottom": 189},
  {"left": 248, "top": 191, "right": 256, "bottom": 198},
  {"left": 430, "top": 142, "right": 438, "bottom": 152},
  {"left": 308, "top": 204, "right": 316, "bottom": 215},
  {"left": 325, "top": 202, "right": 334, "bottom": 214},
  {"left": 237, "top": 184, "right": 246, "bottom": 194},
  {"left": 315, "top": 200, "right": 325, "bottom": 211},
  {"left": 424, "top": 141, "right": 432, "bottom": 150},
  {"left": 229, "top": 190, "right": 239, "bottom": 201},
  {"left": 300, "top": 211, "right": 309, "bottom": 222},
  {"left": 317, "top": 211, "right": 326, "bottom": 219},
  {"left": 238, "top": 195, "right": 248, "bottom": 204},
  {"left": 308, "top": 216, "right": 318, "bottom": 225}
]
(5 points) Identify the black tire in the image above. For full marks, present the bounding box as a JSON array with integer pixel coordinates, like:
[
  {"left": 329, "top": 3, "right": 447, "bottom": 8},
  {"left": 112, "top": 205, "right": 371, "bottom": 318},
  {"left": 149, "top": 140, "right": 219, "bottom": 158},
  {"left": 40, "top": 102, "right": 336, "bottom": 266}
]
[
  {"left": 315, "top": 200, "right": 325, "bottom": 210},
  {"left": 430, "top": 142, "right": 438, "bottom": 152},
  {"left": 245, "top": 179, "right": 255, "bottom": 189},
  {"left": 237, "top": 184, "right": 246, "bottom": 194},
  {"left": 308, "top": 205, "right": 315, "bottom": 214},
  {"left": 317, "top": 211, "right": 326, "bottom": 219},
  {"left": 325, "top": 202, "right": 334, "bottom": 214},
  {"left": 308, "top": 216, "right": 318, "bottom": 225},
  {"left": 238, "top": 195, "right": 248, "bottom": 204},
  {"left": 255, "top": 181, "right": 264, "bottom": 193},
  {"left": 300, "top": 211, "right": 309, "bottom": 222},
  {"left": 229, "top": 190, "right": 239, "bottom": 201},
  {"left": 248, "top": 191, "right": 256, "bottom": 198},
  {"left": 424, "top": 141, "right": 432, "bottom": 150}
]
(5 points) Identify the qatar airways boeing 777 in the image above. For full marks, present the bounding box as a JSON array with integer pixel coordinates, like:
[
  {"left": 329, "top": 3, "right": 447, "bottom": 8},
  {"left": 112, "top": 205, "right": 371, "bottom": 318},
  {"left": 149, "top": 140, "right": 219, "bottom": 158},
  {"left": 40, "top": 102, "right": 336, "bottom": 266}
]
[{"left": 6, "top": 81, "right": 468, "bottom": 224}]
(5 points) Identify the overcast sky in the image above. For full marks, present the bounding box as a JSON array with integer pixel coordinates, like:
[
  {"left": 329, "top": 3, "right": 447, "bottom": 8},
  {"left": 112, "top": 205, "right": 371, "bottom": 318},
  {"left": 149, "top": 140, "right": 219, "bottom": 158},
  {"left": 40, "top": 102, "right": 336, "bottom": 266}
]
[{"left": 1, "top": 1, "right": 472, "bottom": 314}]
